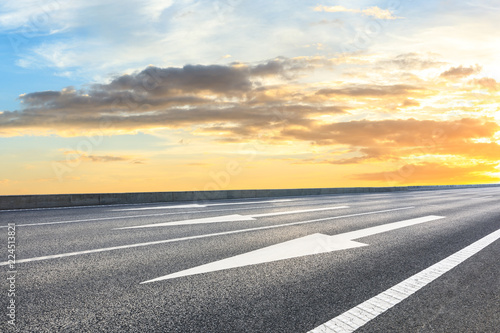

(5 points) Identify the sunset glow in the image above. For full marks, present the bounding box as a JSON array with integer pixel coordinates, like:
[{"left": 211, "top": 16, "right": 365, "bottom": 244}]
[{"left": 1, "top": 0, "right": 499, "bottom": 195}]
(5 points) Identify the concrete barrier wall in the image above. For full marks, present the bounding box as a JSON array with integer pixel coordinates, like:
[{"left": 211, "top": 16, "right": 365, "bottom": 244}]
[{"left": 1, "top": 183, "right": 499, "bottom": 210}]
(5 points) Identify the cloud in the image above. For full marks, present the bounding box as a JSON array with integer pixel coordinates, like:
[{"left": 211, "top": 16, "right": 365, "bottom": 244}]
[
  {"left": 469, "top": 77, "right": 499, "bottom": 91},
  {"left": 400, "top": 99, "right": 420, "bottom": 107},
  {"left": 361, "top": 7, "right": 401, "bottom": 20},
  {"left": 352, "top": 162, "right": 499, "bottom": 185},
  {"left": 315, "top": 84, "right": 423, "bottom": 97},
  {"left": 280, "top": 118, "right": 500, "bottom": 161},
  {"left": 83, "top": 155, "right": 132, "bottom": 163},
  {"left": 314, "top": 5, "right": 401, "bottom": 20},
  {"left": 61, "top": 151, "right": 144, "bottom": 163},
  {"left": 2, "top": 56, "right": 499, "bottom": 183},
  {"left": 249, "top": 60, "right": 287, "bottom": 77},
  {"left": 440, "top": 65, "right": 482, "bottom": 78},
  {"left": 18, "top": 58, "right": 308, "bottom": 111},
  {"left": 0, "top": 58, "right": 347, "bottom": 135},
  {"left": 3, "top": 1, "right": 367, "bottom": 80},
  {"left": 378, "top": 53, "right": 446, "bottom": 70},
  {"left": 314, "top": 5, "right": 356, "bottom": 14},
  {"left": 104, "top": 64, "right": 253, "bottom": 95},
  {"left": 292, "top": 118, "right": 498, "bottom": 146}
]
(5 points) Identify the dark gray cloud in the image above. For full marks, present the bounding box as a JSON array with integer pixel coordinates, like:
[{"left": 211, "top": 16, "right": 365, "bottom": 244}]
[
  {"left": 14, "top": 57, "right": 314, "bottom": 113},
  {"left": 247, "top": 57, "right": 322, "bottom": 77},
  {"left": 1, "top": 100, "right": 346, "bottom": 133},
  {"left": 18, "top": 64, "right": 254, "bottom": 112},
  {"left": 249, "top": 60, "right": 286, "bottom": 77},
  {"left": 20, "top": 90, "right": 63, "bottom": 104},
  {"left": 105, "top": 64, "right": 253, "bottom": 94},
  {"left": 0, "top": 58, "right": 347, "bottom": 134}
]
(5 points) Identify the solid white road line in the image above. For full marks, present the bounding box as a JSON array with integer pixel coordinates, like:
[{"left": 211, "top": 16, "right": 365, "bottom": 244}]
[
  {"left": 140, "top": 215, "right": 444, "bottom": 283},
  {"left": 112, "top": 199, "right": 295, "bottom": 211},
  {"left": 0, "top": 207, "right": 414, "bottom": 266},
  {"left": 116, "top": 206, "right": 349, "bottom": 229},
  {"left": 0, "top": 202, "right": 171, "bottom": 212},
  {"left": 308, "top": 228, "right": 500, "bottom": 333}
]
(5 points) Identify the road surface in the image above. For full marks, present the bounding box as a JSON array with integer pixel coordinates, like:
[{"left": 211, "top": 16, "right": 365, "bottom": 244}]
[{"left": 1, "top": 187, "right": 499, "bottom": 332}]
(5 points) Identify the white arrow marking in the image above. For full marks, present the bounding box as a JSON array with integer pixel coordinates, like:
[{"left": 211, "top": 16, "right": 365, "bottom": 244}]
[
  {"left": 0, "top": 206, "right": 413, "bottom": 266},
  {"left": 115, "top": 206, "right": 349, "bottom": 229},
  {"left": 118, "top": 214, "right": 256, "bottom": 229},
  {"left": 141, "top": 215, "right": 444, "bottom": 283}
]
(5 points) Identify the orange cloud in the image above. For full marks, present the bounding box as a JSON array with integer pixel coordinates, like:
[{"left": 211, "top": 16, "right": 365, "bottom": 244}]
[
  {"left": 280, "top": 118, "right": 500, "bottom": 164},
  {"left": 282, "top": 118, "right": 498, "bottom": 146},
  {"left": 469, "top": 77, "right": 499, "bottom": 91},
  {"left": 400, "top": 99, "right": 420, "bottom": 108}
]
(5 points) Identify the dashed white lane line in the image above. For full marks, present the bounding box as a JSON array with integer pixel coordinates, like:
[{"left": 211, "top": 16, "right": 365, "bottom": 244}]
[
  {"left": 114, "top": 204, "right": 205, "bottom": 210},
  {"left": 0, "top": 212, "right": 188, "bottom": 228},
  {"left": 115, "top": 206, "right": 349, "bottom": 229},
  {"left": 112, "top": 199, "right": 295, "bottom": 211},
  {"left": 308, "top": 228, "right": 500, "bottom": 333},
  {"left": 0, "top": 206, "right": 413, "bottom": 266},
  {"left": 0, "top": 199, "right": 297, "bottom": 213},
  {"left": 0, "top": 202, "right": 343, "bottom": 228}
]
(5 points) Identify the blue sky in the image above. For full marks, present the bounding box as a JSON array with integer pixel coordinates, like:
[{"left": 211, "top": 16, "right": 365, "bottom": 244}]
[{"left": 2, "top": 0, "right": 498, "bottom": 106}]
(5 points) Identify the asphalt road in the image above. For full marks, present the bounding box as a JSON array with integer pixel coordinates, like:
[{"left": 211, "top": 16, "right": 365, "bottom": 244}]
[{"left": 1, "top": 187, "right": 499, "bottom": 332}]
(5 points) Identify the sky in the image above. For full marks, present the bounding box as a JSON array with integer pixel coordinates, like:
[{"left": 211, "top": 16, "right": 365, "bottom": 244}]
[{"left": 1, "top": 0, "right": 500, "bottom": 195}]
